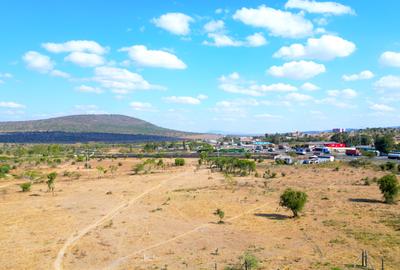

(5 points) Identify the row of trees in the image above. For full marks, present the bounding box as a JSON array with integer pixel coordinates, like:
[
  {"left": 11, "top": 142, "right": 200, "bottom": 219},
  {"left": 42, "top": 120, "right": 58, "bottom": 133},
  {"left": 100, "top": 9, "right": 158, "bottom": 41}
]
[{"left": 203, "top": 157, "right": 256, "bottom": 176}]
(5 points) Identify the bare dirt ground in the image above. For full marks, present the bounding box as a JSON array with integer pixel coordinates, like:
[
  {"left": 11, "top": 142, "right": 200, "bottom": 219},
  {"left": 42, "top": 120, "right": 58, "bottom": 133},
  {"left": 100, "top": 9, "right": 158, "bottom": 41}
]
[{"left": 0, "top": 158, "right": 399, "bottom": 270}]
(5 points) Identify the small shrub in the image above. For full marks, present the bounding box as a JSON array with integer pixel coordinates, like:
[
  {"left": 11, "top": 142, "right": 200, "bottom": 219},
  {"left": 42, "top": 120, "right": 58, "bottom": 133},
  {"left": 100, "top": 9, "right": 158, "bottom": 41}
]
[
  {"left": 280, "top": 188, "right": 308, "bottom": 217},
  {"left": 20, "top": 182, "right": 32, "bottom": 192},
  {"left": 47, "top": 172, "right": 57, "bottom": 194},
  {"left": 377, "top": 174, "right": 399, "bottom": 204},
  {"left": 174, "top": 158, "right": 185, "bottom": 166},
  {"left": 214, "top": 208, "right": 225, "bottom": 224},
  {"left": 240, "top": 252, "right": 259, "bottom": 269},
  {"left": 281, "top": 172, "right": 286, "bottom": 177}
]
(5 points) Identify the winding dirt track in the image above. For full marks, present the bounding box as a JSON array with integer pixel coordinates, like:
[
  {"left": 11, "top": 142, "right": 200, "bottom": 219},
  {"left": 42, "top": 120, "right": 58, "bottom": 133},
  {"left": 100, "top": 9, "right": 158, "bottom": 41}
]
[
  {"left": 53, "top": 171, "right": 189, "bottom": 270},
  {"left": 105, "top": 202, "right": 270, "bottom": 270}
]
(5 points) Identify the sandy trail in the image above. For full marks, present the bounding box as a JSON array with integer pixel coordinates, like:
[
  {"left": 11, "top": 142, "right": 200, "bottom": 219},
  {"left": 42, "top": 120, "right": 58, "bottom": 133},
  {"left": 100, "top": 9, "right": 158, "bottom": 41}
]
[
  {"left": 54, "top": 171, "right": 189, "bottom": 270},
  {"left": 105, "top": 202, "right": 270, "bottom": 270}
]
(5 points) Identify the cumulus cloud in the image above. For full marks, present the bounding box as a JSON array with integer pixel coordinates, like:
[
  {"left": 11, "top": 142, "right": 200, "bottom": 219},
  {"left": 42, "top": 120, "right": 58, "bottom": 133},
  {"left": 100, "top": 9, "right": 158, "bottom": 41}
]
[
  {"left": 285, "top": 92, "right": 314, "bottom": 102},
  {"left": 374, "top": 75, "right": 400, "bottom": 91},
  {"left": 219, "top": 72, "right": 297, "bottom": 96},
  {"left": 163, "top": 96, "right": 202, "bottom": 105},
  {"left": 0, "top": 101, "right": 25, "bottom": 109},
  {"left": 93, "top": 66, "right": 164, "bottom": 94},
  {"left": 23, "top": 51, "right": 54, "bottom": 73},
  {"left": 42, "top": 40, "right": 107, "bottom": 54},
  {"left": 203, "top": 32, "right": 266, "bottom": 47},
  {"left": 268, "top": 60, "right": 326, "bottom": 80},
  {"left": 246, "top": 33, "right": 267, "bottom": 47},
  {"left": 274, "top": 35, "right": 356, "bottom": 61},
  {"left": 327, "top": 88, "right": 357, "bottom": 99},
  {"left": 369, "top": 103, "right": 395, "bottom": 112},
  {"left": 204, "top": 20, "right": 225, "bottom": 33},
  {"left": 76, "top": 85, "right": 103, "bottom": 94},
  {"left": 379, "top": 51, "right": 400, "bottom": 67},
  {"left": 130, "top": 101, "right": 155, "bottom": 111},
  {"left": 233, "top": 5, "right": 313, "bottom": 38},
  {"left": 64, "top": 52, "right": 105, "bottom": 67},
  {"left": 342, "top": 70, "right": 374, "bottom": 81},
  {"left": 301, "top": 82, "right": 320, "bottom": 91},
  {"left": 152, "top": 12, "right": 194, "bottom": 35},
  {"left": 285, "top": 0, "right": 355, "bottom": 15},
  {"left": 119, "top": 45, "right": 186, "bottom": 69},
  {"left": 50, "top": 70, "right": 71, "bottom": 78}
]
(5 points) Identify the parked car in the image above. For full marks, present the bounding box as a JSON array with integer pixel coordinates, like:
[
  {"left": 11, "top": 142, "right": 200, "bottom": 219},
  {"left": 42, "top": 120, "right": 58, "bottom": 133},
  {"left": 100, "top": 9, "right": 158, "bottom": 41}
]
[
  {"left": 388, "top": 152, "right": 400, "bottom": 159},
  {"left": 296, "top": 148, "right": 306, "bottom": 155},
  {"left": 346, "top": 149, "right": 361, "bottom": 156}
]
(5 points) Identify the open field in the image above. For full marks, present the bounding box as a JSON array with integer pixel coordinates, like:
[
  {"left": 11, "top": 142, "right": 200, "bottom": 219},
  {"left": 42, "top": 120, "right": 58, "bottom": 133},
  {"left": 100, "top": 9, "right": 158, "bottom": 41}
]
[{"left": 0, "top": 158, "right": 399, "bottom": 270}]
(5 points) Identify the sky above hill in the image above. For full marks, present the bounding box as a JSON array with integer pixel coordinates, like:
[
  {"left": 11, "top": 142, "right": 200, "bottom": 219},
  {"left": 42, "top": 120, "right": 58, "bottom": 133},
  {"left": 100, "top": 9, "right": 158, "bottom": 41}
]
[{"left": 0, "top": 0, "right": 399, "bottom": 133}]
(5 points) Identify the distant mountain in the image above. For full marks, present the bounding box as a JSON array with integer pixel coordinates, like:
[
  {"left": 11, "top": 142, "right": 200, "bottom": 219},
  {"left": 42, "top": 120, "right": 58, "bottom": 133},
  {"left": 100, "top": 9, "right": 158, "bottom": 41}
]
[{"left": 0, "top": 114, "right": 197, "bottom": 138}]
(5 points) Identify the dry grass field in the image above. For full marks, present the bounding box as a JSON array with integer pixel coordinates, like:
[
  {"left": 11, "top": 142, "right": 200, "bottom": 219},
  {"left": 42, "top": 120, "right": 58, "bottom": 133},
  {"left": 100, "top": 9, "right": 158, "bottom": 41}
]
[{"left": 0, "top": 158, "right": 399, "bottom": 270}]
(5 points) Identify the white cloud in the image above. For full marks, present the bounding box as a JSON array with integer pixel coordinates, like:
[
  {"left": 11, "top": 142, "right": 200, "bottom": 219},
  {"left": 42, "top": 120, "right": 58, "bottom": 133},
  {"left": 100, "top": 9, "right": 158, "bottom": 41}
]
[
  {"left": 369, "top": 103, "right": 395, "bottom": 112},
  {"left": 204, "top": 20, "right": 225, "bottom": 32},
  {"left": 64, "top": 52, "right": 105, "bottom": 67},
  {"left": 93, "top": 66, "right": 163, "bottom": 94},
  {"left": 327, "top": 88, "right": 357, "bottom": 99},
  {"left": 274, "top": 35, "right": 356, "bottom": 61},
  {"left": 130, "top": 102, "right": 155, "bottom": 111},
  {"left": 342, "top": 70, "right": 374, "bottom": 81},
  {"left": 285, "top": 92, "right": 313, "bottom": 102},
  {"left": 379, "top": 51, "right": 400, "bottom": 67},
  {"left": 246, "top": 33, "right": 267, "bottom": 47},
  {"left": 197, "top": 94, "right": 208, "bottom": 100},
  {"left": 76, "top": 85, "right": 103, "bottom": 94},
  {"left": 219, "top": 72, "right": 297, "bottom": 96},
  {"left": 0, "top": 101, "right": 25, "bottom": 109},
  {"left": 317, "top": 97, "right": 353, "bottom": 108},
  {"left": 119, "top": 45, "right": 186, "bottom": 69},
  {"left": 285, "top": 0, "right": 355, "bottom": 15},
  {"left": 152, "top": 12, "right": 194, "bottom": 35},
  {"left": 301, "top": 82, "right": 320, "bottom": 91},
  {"left": 233, "top": 5, "right": 313, "bottom": 38},
  {"left": 374, "top": 75, "right": 400, "bottom": 91},
  {"left": 163, "top": 96, "right": 201, "bottom": 105},
  {"left": 203, "top": 33, "right": 243, "bottom": 47},
  {"left": 42, "top": 40, "right": 107, "bottom": 54},
  {"left": 268, "top": 60, "right": 326, "bottom": 80},
  {"left": 50, "top": 69, "right": 71, "bottom": 78},
  {"left": 23, "top": 51, "right": 54, "bottom": 73}
]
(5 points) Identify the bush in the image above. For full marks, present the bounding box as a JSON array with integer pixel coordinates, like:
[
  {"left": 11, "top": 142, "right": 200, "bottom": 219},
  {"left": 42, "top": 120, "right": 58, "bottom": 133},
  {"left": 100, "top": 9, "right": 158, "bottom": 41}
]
[
  {"left": 175, "top": 158, "right": 185, "bottom": 166},
  {"left": 349, "top": 159, "right": 371, "bottom": 168},
  {"left": 0, "top": 164, "right": 10, "bottom": 178},
  {"left": 240, "top": 252, "right": 259, "bottom": 269},
  {"left": 380, "top": 161, "right": 397, "bottom": 171},
  {"left": 214, "top": 208, "right": 225, "bottom": 224},
  {"left": 47, "top": 172, "right": 57, "bottom": 194},
  {"left": 20, "top": 182, "right": 32, "bottom": 192},
  {"left": 280, "top": 188, "right": 308, "bottom": 217},
  {"left": 377, "top": 174, "right": 399, "bottom": 204}
]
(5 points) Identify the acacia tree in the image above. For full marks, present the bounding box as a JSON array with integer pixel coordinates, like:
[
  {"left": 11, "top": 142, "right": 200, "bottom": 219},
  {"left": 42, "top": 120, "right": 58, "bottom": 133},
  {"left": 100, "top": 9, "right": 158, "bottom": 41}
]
[
  {"left": 47, "top": 172, "right": 57, "bottom": 195},
  {"left": 377, "top": 174, "right": 399, "bottom": 204},
  {"left": 279, "top": 188, "right": 308, "bottom": 218}
]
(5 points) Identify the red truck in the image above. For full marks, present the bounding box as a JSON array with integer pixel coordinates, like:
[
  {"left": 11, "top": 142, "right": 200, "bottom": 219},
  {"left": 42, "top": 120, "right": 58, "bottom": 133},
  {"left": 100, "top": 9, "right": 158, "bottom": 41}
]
[{"left": 345, "top": 149, "right": 361, "bottom": 156}]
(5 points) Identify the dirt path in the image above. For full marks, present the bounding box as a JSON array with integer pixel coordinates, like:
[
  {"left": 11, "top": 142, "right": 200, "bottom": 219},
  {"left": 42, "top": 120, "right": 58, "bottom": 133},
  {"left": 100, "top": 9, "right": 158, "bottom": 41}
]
[
  {"left": 53, "top": 171, "right": 189, "bottom": 270},
  {"left": 105, "top": 202, "right": 270, "bottom": 269}
]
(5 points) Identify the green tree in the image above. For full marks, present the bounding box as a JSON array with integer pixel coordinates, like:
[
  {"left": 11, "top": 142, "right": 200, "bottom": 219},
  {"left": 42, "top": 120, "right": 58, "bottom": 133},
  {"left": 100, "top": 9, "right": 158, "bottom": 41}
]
[
  {"left": 374, "top": 135, "right": 394, "bottom": 153},
  {"left": 377, "top": 174, "right": 399, "bottom": 204},
  {"left": 46, "top": 172, "right": 57, "bottom": 195},
  {"left": 174, "top": 158, "right": 185, "bottom": 166},
  {"left": 279, "top": 188, "right": 308, "bottom": 217}
]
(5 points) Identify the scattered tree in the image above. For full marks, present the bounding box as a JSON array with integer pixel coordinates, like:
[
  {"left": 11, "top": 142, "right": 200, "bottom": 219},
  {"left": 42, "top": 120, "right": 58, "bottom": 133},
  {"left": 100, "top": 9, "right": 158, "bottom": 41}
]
[
  {"left": 175, "top": 158, "right": 185, "bottom": 166},
  {"left": 279, "top": 188, "right": 308, "bottom": 218},
  {"left": 377, "top": 174, "right": 399, "bottom": 204},
  {"left": 46, "top": 172, "right": 57, "bottom": 195}
]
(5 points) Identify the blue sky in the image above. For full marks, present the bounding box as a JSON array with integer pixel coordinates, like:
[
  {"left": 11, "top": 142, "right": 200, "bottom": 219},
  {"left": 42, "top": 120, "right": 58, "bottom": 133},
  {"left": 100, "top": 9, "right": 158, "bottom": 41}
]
[{"left": 0, "top": 0, "right": 399, "bottom": 133}]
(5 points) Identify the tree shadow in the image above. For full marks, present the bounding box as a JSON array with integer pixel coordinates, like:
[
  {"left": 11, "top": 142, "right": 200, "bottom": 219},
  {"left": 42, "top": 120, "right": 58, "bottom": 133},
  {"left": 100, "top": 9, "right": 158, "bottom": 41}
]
[
  {"left": 348, "top": 198, "right": 383, "bottom": 204},
  {"left": 254, "top": 213, "right": 290, "bottom": 220}
]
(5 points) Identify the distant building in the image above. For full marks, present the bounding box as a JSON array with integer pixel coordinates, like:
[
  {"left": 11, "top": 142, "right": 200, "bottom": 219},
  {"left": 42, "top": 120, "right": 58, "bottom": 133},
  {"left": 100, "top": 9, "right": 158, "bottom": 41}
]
[{"left": 332, "top": 128, "right": 346, "bottom": 133}]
